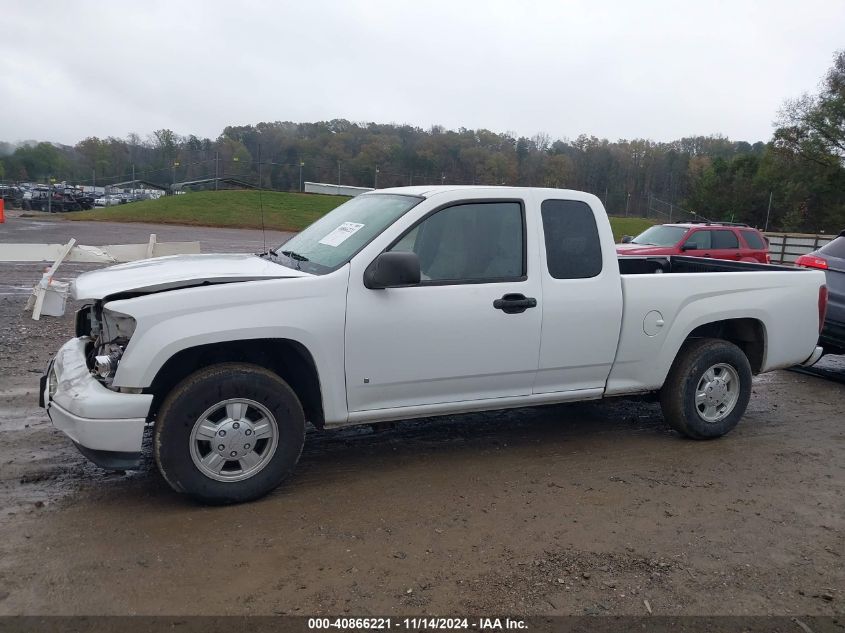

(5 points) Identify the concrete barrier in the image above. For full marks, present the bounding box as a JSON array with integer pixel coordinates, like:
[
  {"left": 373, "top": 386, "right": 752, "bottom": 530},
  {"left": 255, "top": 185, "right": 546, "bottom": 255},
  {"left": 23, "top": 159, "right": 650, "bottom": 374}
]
[
  {"left": 3, "top": 234, "right": 202, "bottom": 320},
  {"left": 304, "top": 182, "right": 373, "bottom": 197},
  {"left": 1, "top": 237, "right": 200, "bottom": 263}
]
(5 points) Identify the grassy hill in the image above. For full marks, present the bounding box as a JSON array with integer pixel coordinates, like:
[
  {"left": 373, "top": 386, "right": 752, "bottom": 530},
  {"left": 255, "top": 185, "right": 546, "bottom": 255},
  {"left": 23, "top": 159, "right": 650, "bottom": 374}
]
[
  {"left": 70, "top": 190, "right": 348, "bottom": 232},
  {"left": 607, "top": 216, "right": 656, "bottom": 240},
  {"left": 69, "top": 190, "right": 654, "bottom": 239}
]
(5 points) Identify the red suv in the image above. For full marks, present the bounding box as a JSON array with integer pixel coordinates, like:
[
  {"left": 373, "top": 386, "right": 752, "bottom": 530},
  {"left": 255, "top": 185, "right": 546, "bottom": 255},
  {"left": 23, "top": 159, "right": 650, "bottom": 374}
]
[{"left": 617, "top": 223, "right": 770, "bottom": 263}]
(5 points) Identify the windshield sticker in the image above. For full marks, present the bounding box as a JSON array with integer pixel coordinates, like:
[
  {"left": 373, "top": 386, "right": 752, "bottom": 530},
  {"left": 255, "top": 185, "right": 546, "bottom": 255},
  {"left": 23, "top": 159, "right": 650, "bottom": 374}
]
[{"left": 318, "top": 222, "right": 365, "bottom": 247}]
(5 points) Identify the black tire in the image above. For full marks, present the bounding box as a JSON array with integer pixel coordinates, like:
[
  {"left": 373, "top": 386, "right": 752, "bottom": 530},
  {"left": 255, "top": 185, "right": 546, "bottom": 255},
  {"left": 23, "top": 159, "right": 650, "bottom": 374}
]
[
  {"left": 660, "top": 338, "right": 752, "bottom": 440},
  {"left": 154, "top": 363, "right": 305, "bottom": 504}
]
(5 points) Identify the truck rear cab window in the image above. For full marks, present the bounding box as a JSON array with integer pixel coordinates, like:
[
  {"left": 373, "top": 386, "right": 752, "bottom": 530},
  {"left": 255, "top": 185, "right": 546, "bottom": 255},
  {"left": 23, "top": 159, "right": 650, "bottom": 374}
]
[
  {"left": 389, "top": 201, "right": 525, "bottom": 283},
  {"left": 541, "top": 199, "right": 602, "bottom": 279}
]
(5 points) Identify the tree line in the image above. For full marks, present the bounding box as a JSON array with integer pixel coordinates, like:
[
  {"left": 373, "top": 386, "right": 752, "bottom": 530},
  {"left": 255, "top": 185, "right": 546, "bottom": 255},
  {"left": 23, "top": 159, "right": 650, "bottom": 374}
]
[{"left": 2, "top": 51, "right": 843, "bottom": 233}]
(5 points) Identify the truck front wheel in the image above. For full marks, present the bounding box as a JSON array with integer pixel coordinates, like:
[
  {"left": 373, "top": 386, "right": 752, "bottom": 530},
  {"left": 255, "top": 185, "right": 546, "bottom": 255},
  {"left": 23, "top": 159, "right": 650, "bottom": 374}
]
[
  {"left": 660, "top": 338, "right": 752, "bottom": 440},
  {"left": 154, "top": 363, "right": 305, "bottom": 504}
]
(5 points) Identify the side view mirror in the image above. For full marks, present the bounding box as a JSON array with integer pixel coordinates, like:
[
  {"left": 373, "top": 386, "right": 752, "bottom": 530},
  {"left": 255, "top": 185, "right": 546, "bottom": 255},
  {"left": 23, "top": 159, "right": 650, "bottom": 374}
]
[
  {"left": 681, "top": 243, "right": 698, "bottom": 251},
  {"left": 621, "top": 235, "right": 633, "bottom": 244},
  {"left": 363, "top": 252, "right": 421, "bottom": 289}
]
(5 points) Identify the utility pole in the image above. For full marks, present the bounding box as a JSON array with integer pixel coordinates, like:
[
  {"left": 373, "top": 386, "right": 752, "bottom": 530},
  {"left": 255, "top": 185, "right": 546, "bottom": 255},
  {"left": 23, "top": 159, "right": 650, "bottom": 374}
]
[
  {"left": 215, "top": 151, "right": 219, "bottom": 191},
  {"left": 337, "top": 161, "right": 341, "bottom": 186},
  {"left": 625, "top": 192, "right": 630, "bottom": 217},
  {"left": 132, "top": 164, "right": 135, "bottom": 196},
  {"left": 47, "top": 175, "right": 52, "bottom": 213},
  {"left": 172, "top": 161, "right": 179, "bottom": 195},
  {"left": 374, "top": 165, "right": 379, "bottom": 189},
  {"left": 604, "top": 187, "right": 608, "bottom": 208},
  {"left": 764, "top": 190, "right": 773, "bottom": 231},
  {"left": 299, "top": 161, "right": 305, "bottom": 192},
  {"left": 441, "top": 171, "right": 445, "bottom": 185},
  {"left": 92, "top": 169, "right": 95, "bottom": 196}
]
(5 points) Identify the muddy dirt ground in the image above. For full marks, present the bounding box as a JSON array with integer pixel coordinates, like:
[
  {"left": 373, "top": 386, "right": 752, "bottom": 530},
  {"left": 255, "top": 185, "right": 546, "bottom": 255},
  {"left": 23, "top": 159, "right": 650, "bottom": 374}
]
[{"left": 0, "top": 213, "right": 842, "bottom": 616}]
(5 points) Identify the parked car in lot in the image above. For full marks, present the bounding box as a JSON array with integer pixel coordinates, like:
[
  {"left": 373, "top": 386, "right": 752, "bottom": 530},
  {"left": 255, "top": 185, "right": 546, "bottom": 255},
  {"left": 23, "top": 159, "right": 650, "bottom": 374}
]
[
  {"left": 0, "top": 184, "right": 25, "bottom": 209},
  {"left": 22, "top": 185, "right": 93, "bottom": 212},
  {"left": 40, "top": 186, "right": 826, "bottom": 503},
  {"left": 617, "top": 222, "right": 770, "bottom": 263},
  {"left": 796, "top": 230, "right": 845, "bottom": 355},
  {"left": 94, "top": 195, "right": 125, "bottom": 207}
]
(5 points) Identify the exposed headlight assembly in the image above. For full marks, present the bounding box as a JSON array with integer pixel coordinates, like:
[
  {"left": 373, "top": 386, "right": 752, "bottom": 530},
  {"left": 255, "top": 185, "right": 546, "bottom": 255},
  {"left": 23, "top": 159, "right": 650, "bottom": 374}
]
[
  {"left": 91, "top": 308, "right": 136, "bottom": 386},
  {"left": 94, "top": 350, "right": 123, "bottom": 379}
]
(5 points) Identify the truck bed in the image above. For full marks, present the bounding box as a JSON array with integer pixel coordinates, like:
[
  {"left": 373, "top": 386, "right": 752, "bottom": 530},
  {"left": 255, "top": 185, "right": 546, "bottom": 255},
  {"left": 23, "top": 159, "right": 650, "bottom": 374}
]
[
  {"left": 607, "top": 254, "right": 822, "bottom": 396},
  {"left": 618, "top": 255, "right": 799, "bottom": 275}
]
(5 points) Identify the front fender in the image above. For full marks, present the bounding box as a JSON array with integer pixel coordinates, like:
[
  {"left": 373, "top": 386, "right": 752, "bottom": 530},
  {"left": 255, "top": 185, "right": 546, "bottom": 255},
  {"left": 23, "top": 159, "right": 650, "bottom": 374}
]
[{"left": 105, "top": 270, "right": 350, "bottom": 424}]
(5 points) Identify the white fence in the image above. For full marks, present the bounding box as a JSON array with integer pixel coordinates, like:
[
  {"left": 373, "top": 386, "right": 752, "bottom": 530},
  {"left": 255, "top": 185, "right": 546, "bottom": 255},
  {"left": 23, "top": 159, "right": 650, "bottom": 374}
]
[
  {"left": 304, "top": 182, "right": 374, "bottom": 197},
  {"left": 1, "top": 238, "right": 200, "bottom": 263},
  {"left": 764, "top": 233, "right": 835, "bottom": 264},
  {"left": 0, "top": 234, "right": 201, "bottom": 320}
]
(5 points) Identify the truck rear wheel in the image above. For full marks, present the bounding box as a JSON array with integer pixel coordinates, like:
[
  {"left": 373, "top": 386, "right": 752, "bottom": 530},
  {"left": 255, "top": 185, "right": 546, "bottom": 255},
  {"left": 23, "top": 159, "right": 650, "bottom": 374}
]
[
  {"left": 154, "top": 363, "right": 305, "bottom": 504},
  {"left": 660, "top": 338, "right": 752, "bottom": 440}
]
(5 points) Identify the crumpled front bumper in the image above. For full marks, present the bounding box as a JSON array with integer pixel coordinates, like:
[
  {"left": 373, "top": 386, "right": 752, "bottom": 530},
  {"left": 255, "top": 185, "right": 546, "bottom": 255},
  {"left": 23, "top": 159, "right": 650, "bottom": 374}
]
[{"left": 41, "top": 337, "right": 153, "bottom": 470}]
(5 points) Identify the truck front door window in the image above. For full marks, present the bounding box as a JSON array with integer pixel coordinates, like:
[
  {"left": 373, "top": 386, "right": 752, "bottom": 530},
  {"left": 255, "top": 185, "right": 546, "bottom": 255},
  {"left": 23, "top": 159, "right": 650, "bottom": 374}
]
[{"left": 388, "top": 202, "right": 524, "bottom": 283}]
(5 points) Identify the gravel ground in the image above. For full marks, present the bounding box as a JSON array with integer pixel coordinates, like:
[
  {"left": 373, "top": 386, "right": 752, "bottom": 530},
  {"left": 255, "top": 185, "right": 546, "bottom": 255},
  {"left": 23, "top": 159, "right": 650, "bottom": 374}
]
[{"left": 0, "top": 213, "right": 842, "bottom": 617}]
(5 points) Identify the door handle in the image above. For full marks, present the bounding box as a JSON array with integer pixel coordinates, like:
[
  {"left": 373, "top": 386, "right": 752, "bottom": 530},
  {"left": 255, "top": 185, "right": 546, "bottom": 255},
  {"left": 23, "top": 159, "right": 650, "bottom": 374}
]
[{"left": 493, "top": 293, "right": 537, "bottom": 314}]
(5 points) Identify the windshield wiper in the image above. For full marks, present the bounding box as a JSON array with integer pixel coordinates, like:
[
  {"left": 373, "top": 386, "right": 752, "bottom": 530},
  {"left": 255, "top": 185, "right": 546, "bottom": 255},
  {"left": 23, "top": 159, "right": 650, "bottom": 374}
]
[
  {"left": 277, "top": 249, "right": 309, "bottom": 270},
  {"left": 280, "top": 250, "right": 309, "bottom": 262}
]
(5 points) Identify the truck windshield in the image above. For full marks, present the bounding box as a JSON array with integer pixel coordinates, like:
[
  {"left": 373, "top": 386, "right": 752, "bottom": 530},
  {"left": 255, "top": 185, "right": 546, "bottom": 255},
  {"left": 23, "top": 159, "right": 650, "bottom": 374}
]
[
  {"left": 272, "top": 193, "right": 422, "bottom": 274},
  {"left": 631, "top": 225, "right": 689, "bottom": 247}
]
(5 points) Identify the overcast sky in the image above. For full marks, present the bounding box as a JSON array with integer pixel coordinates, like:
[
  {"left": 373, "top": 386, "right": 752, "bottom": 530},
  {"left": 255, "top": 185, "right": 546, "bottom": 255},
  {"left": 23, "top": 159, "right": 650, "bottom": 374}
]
[{"left": 1, "top": 0, "right": 843, "bottom": 146}]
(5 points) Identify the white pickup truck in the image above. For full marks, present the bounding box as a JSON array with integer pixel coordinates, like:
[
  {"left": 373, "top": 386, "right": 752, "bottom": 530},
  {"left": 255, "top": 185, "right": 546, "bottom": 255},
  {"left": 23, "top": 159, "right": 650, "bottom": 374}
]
[{"left": 40, "top": 186, "right": 828, "bottom": 503}]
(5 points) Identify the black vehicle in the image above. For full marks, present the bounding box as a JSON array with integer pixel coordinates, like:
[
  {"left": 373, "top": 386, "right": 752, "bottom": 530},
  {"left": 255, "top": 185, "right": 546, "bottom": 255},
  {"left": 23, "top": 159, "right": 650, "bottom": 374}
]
[
  {"left": 22, "top": 186, "right": 50, "bottom": 211},
  {"left": 24, "top": 186, "right": 94, "bottom": 212},
  {"left": 73, "top": 188, "right": 96, "bottom": 210},
  {"left": 0, "top": 184, "right": 25, "bottom": 209},
  {"left": 796, "top": 230, "right": 845, "bottom": 355}
]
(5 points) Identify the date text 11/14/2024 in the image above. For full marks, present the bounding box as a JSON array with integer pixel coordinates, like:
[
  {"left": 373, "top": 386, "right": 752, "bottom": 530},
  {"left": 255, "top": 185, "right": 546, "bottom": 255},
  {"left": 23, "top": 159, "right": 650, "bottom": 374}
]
[{"left": 307, "top": 617, "right": 528, "bottom": 630}]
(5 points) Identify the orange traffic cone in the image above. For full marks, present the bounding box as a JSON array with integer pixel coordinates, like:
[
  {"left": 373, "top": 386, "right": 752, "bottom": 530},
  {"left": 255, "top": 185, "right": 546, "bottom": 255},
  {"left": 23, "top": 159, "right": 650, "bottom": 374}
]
[{"left": 0, "top": 199, "right": 5, "bottom": 223}]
